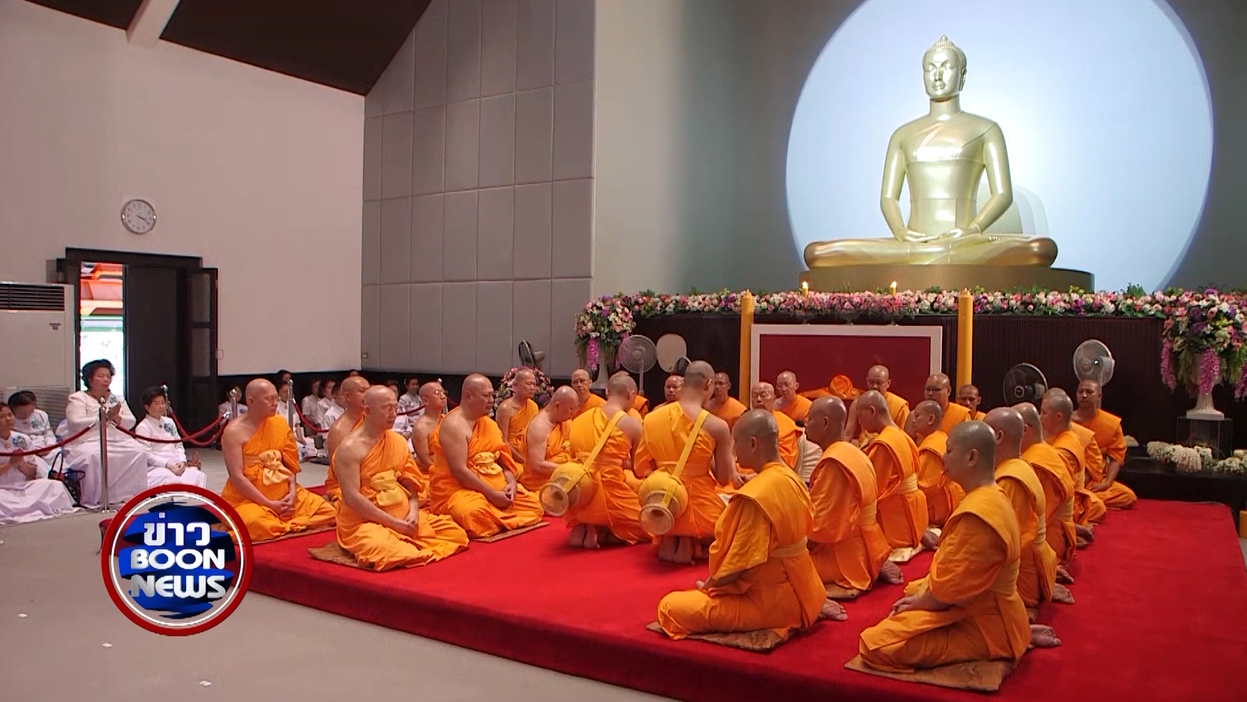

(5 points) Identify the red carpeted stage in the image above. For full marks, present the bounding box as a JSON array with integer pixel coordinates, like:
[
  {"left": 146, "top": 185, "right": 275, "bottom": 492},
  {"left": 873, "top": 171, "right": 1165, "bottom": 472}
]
[{"left": 251, "top": 500, "right": 1246, "bottom": 702}]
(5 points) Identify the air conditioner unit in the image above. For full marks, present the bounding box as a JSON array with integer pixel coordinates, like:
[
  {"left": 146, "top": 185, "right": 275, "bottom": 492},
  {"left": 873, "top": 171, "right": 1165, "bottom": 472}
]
[{"left": 0, "top": 282, "right": 75, "bottom": 426}]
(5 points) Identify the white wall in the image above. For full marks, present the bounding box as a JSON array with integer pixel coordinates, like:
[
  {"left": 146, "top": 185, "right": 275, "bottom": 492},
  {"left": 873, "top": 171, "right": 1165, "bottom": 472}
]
[{"left": 0, "top": 0, "right": 364, "bottom": 374}]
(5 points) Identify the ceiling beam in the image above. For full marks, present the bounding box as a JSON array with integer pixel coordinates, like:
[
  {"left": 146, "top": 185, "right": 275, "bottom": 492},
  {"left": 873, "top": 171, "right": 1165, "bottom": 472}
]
[{"left": 126, "top": 0, "right": 182, "bottom": 48}]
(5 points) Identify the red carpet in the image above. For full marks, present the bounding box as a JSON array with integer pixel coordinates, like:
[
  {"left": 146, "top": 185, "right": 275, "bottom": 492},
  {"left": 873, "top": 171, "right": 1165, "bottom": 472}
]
[{"left": 250, "top": 500, "right": 1246, "bottom": 702}]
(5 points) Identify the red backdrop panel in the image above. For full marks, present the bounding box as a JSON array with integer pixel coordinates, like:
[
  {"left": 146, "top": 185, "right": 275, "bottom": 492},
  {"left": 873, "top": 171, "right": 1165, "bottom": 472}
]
[{"left": 756, "top": 331, "right": 936, "bottom": 405}]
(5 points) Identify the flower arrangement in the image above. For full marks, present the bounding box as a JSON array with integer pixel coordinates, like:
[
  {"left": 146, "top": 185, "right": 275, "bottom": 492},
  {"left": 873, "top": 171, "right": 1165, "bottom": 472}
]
[
  {"left": 574, "top": 297, "right": 635, "bottom": 371},
  {"left": 1158, "top": 289, "right": 1247, "bottom": 398},
  {"left": 1146, "top": 441, "right": 1247, "bottom": 475},
  {"left": 494, "top": 366, "right": 555, "bottom": 414}
]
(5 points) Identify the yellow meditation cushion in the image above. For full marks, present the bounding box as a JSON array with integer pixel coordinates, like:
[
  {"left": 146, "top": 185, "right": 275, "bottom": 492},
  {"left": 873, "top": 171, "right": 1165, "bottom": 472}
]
[
  {"left": 539, "top": 461, "right": 594, "bottom": 517},
  {"left": 637, "top": 471, "right": 689, "bottom": 537}
]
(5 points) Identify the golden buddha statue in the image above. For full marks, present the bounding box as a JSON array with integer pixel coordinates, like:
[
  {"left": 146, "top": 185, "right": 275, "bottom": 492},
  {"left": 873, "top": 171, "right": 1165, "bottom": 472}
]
[{"left": 803, "top": 36, "right": 1058, "bottom": 269}]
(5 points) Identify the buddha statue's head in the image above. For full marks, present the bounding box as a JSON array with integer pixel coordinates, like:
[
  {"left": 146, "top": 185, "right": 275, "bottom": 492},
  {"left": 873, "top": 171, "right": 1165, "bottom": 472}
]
[{"left": 922, "top": 35, "right": 967, "bottom": 102}]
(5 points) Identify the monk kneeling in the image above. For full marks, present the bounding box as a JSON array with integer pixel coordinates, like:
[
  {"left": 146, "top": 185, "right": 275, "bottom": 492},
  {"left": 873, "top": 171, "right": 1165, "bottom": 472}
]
[
  {"left": 323, "top": 375, "right": 370, "bottom": 504},
  {"left": 859, "top": 422, "right": 1055, "bottom": 674},
  {"left": 221, "top": 380, "right": 336, "bottom": 542},
  {"left": 428, "top": 375, "right": 544, "bottom": 538},
  {"left": 333, "top": 386, "right": 468, "bottom": 570},
  {"left": 855, "top": 391, "right": 928, "bottom": 562},
  {"left": 520, "top": 386, "right": 578, "bottom": 494},
  {"left": 657, "top": 410, "right": 839, "bottom": 639}
]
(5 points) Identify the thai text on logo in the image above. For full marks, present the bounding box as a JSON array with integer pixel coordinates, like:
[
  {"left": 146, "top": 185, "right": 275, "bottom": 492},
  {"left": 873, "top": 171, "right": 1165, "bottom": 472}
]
[{"left": 101, "top": 485, "right": 253, "bottom": 636}]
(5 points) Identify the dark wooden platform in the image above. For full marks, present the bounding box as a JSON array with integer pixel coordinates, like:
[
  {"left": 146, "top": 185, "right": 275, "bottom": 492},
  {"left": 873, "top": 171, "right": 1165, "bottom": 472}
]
[{"left": 1119, "top": 453, "right": 1247, "bottom": 524}]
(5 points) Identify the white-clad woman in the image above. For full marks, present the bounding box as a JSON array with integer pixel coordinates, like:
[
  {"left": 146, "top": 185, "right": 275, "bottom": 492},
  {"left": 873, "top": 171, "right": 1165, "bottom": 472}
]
[
  {"left": 63, "top": 359, "right": 150, "bottom": 509},
  {"left": 0, "top": 404, "right": 76, "bottom": 524},
  {"left": 133, "top": 386, "right": 208, "bottom": 489}
]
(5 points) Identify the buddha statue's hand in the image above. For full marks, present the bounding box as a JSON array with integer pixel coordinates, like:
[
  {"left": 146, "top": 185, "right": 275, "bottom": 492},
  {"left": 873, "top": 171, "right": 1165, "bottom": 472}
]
[
  {"left": 942, "top": 224, "right": 983, "bottom": 240},
  {"left": 898, "top": 229, "right": 939, "bottom": 244}
]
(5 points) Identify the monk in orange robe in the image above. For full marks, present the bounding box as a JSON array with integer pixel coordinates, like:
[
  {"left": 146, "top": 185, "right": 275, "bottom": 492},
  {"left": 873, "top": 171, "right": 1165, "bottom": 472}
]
[
  {"left": 410, "top": 381, "right": 448, "bottom": 474},
  {"left": 564, "top": 374, "right": 648, "bottom": 548},
  {"left": 919, "top": 373, "right": 972, "bottom": 433},
  {"left": 774, "top": 371, "right": 813, "bottom": 422},
  {"left": 856, "top": 391, "right": 928, "bottom": 562},
  {"left": 1041, "top": 390, "right": 1106, "bottom": 530},
  {"left": 495, "top": 368, "right": 540, "bottom": 465},
  {"left": 845, "top": 365, "right": 911, "bottom": 445},
  {"left": 702, "top": 371, "right": 747, "bottom": 429},
  {"left": 858, "top": 422, "right": 1057, "bottom": 673},
  {"left": 1015, "top": 403, "right": 1078, "bottom": 574},
  {"left": 656, "top": 410, "right": 841, "bottom": 638},
  {"left": 653, "top": 374, "right": 683, "bottom": 412},
  {"left": 804, "top": 397, "right": 902, "bottom": 592},
  {"left": 570, "top": 369, "right": 606, "bottom": 420},
  {"left": 323, "top": 375, "right": 370, "bottom": 504},
  {"left": 332, "top": 386, "right": 468, "bottom": 570},
  {"left": 428, "top": 374, "right": 544, "bottom": 538},
  {"left": 983, "top": 408, "right": 1068, "bottom": 613},
  {"left": 718, "top": 382, "right": 801, "bottom": 497},
  {"left": 1073, "top": 380, "right": 1137, "bottom": 509},
  {"left": 221, "top": 379, "right": 336, "bottom": 542},
  {"left": 909, "top": 400, "right": 963, "bottom": 530},
  {"left": 635, "top": 361, "right": 737, "bottom": 563},
  {"left": 632, "top": 394, "right": 650, "bottom": 417},
  {"left": 957, "top": 384, "right": 986, "bottom": 420},
  {"left": 520, "top": 386, "right": 578, "bottom": 494}
]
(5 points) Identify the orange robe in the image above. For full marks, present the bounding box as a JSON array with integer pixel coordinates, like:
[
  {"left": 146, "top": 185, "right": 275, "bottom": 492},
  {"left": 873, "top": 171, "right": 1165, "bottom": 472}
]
[
  {"left": 777, "top": 395, "right": 812, "bottom": 423},
  {"left": 808, "top": 442, "right": 891, "bottom": 591},
  {"left": 428, "top": 411, "right": 544, "bottom": 538},
  {"left": 335, "top": 430, "right": 468, "bottom": 571},
  {"left": 632, "top": 395, "right": 650, "bottom": 417},
  {"left": 1075, "top": 409, "right": 1137, "bottom": 509},
  {"left": 221, "top": 416, "right": 336, "bottom": 542},
  {"left": 1022, "top": 442, "right": 1077, "bottom": 566},
  {"left": 635, "top": 403, "right": 724, "bottom": 538},
  {"left": 657, "top": 462, "right": 826, "bottom": 637},
  {"left": 573, "top": 393, "right": 606, "bottom": 420},
  {"left": 995, "top": 458, "right": 1057, "bottom": 608},
  {"left": 1049, "top": 429, "right": 1107, "bottom": 526},
  {"left": 938, "top": 401, "right": 973, "bottom": 433},
  {"left": 565, "top": 408, "right": 647, "bottom": 544},
  {"left": 324, "top": 414, "right": 364, "bottom": 504},
  {"left": 915, "top": 431, "right": 963, "bottom": 527},
  {"left": 864, "top": 426, "right": 928, "bottom": 551},
  {"left": 708, "top": 396, "right": 747, "bottom": 429},
  {"left": 518, "top": 417, "right": 571, "bottom": 493},
  {"left": 503, "top": 398, "right": 540, "bottom": 464},
  {"left": 859, "top": 484, "right": 1030, "bottom": 672},
  {"left": 724, "top": 410, "right": 799, "bottom": 492},
  {"left": 856, "top": 392, "right": 911, "bottom": 444}
]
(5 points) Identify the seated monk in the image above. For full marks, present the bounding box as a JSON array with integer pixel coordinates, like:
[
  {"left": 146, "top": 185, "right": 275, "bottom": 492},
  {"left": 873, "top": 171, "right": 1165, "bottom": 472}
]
[
  {"left": 220, "top": 380, "right": 336, "bottom": 542},
  {"left": 323, "top": 376, "right": 370, "bottom": 504},
  {"left": 856, "top": 391, "right": 928, "bottom": 561},
  {"left": 909, "top": 400, "right": 963, "bottom": 531},
  {"left": 1015, "top": 403, "right": 1078, "bottom": 573},
  {"left": 747, "top": 382, "right": 800, "bottom": 469},
  {"left": 332, "top": 386, "right": 468, "bottom": 570},
  {"left": 428, "top": 375, "right": 544, "bottom": 538},
  {"left": 704, "top": 371, "right": 748, "bottom": 429},
  {"left": 1041, "top": 390, "right": 1106, "bottom": 530},
  {"left": 520, "top": 386, "right": 578, "bottom": 494},
  {"left": 656, "top": 410, "right": 842, "bottom": 638},
  {"left": 774, "top": 371, "right": 813, "bottom": 422},
  {"left": 919, "top": 373, "right": 972, "bottom": 433},
  {"left": 635, "top": 361, "right": 738, "bottom": 563},
  {"left": 410, "top": 381, "right": 448, "bottom": 475},
  {"left": 1073, "top": 380, "right": 1137, "bottom": 510},
  {"left": 804, "top": 397, "right": 903, "bottom": 591},
  {"left": 859, "top": 422, "right": 1057, "bottom": 673},
  {"left": 845, "top": 365, "right": 911, "bottom": 445},
  {"left": 610, "top": 371, "right": 647, "bottom": 421},
  {"left": 563, "top": 373, "right": 647, "bottom": 548},
  {"left": 983, "top": 409, "right": 1065, "bottom": 613},
  {"left": 494, "top": 368, "right": 540, "bottom": 466},
  {"left": 957, "top": 384, "right": 986, "bottom": 420},
  {"left": 571, "top": 369, "right": 606, "bottom": 420},
  {"left": 654, "top": 374, "right": 684, "bottom": 412}
]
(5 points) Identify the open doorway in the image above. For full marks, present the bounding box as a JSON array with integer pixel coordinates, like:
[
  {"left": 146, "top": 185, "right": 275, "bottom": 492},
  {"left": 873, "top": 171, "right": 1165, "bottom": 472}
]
[{"left": 77, "top": 262, "right": 126, "bottom": 396}]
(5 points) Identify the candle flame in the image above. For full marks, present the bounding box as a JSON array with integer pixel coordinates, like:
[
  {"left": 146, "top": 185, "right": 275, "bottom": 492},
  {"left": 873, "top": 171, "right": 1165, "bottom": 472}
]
[{"left": 801, "top": 281, "right": 809, "bottom": 293}]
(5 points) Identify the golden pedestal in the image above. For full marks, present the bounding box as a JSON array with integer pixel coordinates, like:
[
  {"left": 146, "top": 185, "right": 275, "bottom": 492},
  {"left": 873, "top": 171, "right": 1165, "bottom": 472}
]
[{"left": 800, "top": 265, "right": 1094, "bottom": 293}]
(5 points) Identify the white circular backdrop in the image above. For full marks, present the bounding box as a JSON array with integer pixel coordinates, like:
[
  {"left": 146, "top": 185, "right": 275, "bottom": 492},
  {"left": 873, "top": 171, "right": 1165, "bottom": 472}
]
[{"left": 786, "top": 0, "right": 1213, "bottom": 292}]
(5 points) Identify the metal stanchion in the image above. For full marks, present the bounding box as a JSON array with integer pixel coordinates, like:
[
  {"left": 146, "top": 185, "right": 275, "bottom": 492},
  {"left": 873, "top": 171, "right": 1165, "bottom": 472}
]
[
  {"left": 98, "top": 398, "right": 112, "bottom": 513},
  {"left": 286, "top": 379, "right": 296, "bottom": 428},
  {"left": 162, "top": 383, "right": 171, "bottom": 416},
  {"left": 228, "top": 387, "right": 240, "bottom": 420}
]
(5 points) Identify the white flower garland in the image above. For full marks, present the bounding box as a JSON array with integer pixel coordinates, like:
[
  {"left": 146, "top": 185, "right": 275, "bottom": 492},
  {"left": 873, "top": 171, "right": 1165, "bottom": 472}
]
[{"left": 1146, "top": 441, "right": 1247, "bottom": 475}]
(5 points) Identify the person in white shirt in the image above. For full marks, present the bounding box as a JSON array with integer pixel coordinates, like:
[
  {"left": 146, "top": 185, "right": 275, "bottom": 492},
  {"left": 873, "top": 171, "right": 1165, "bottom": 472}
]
[
  {"left": 322, "top": 382, "right": 346, "bottom": 429},
  {"left": 300, "top": 379, "right": 324, "bottom": 430},
  {"left": 316, "top": 378, "right": 338, "bottom": 428},
  {"left": 61, "top": 359, "right": 149, "bottom": 509},
  {"left": 218, "top": 386, "right": 248, "bottom": 420},
  {"left": 134, "top": 387, "right": 208, "bottom": 489},
  {"left": 7, "top": 391, "right": 56, "bottom": 450},
  {"left": 277, "top": 381, "right": 321, "bottom": 461},
  {"left": 0, "top": 404, "right": 75, "bottom": 524},
  {"left": 397, "top": 377, "right": 424, "bottom": 419}
]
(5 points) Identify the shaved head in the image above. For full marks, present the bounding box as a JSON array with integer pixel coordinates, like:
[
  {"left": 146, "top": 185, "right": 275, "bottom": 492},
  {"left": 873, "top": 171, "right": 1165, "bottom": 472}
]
[
  {"left": 910, "top": 399, "right": 943, "bottom": 440},
  {"left": 607, "top": 372, "right": 632, "bottom": 398},
  {"left": 363, "top": 385, "right": 392, "bottom": 404},
  {"left": 419, "top": 381, "right": 448, "bottom": 413},
  {"left": 246, "top": 378, "right": 275, "bottom": 401},
  {"left": 244, "top": 379, "right": 278, "bottom": 418},
  {"left": 546, "top": 385, "right": 579, "bottom": 422},
  {"left": 684, "top": 361, "right": 714, "bottom": 386},
  {"left": 855, "top": 390, "right": 893, "bottom": 433},
  {"left": 805, "top": 396, "right": 847, "bottom": 447},
  {"left": 944, "top": 421, "right": 998, "bottom": 489},
  {"left": 1042, "top": 389, "right": 1073, "bottom": 418},
  {"left": 983, "top": 407, "right": 1024, "bottom": 461},
  {"left": 750, "top": 382, "right": 777, "bottom": 410},
  {"left": 775, "top": 371, "right": 799, "bottom": 399},
  {"left": 360, "top": 385, "right": 399, "bottom": 430},
  {"left": 461, "top": 374, "right": 495, "bottom": 419},
  {"left": 570, "top": 368, "right": 592, "bottom": 400},
  {"left": 865, "top": 365, "right": 891, "bottom": 393},
  {"left": 551, "top": 385, "right": 578, "bottom": 407},
  {"left": 341, "top": 376, "right": 371, "bottom": 412},
  {"left": 1012, "top": 402, "right": 1044, "bottom": 447},
  {"left": 733, "top": 409, "right": 780, "bottom": 470},
  {"left": 1075, "top": 379, "right": 1102, "bottom": 411},
  {"left": 341, "top": 376, "right": 369, "bottom": 393},
  {"left": 957, "top": 384, "right": 981, "bottom": 412},
  {"left": 1040, "top": 389, "right": 1074, "bottom": 437}
]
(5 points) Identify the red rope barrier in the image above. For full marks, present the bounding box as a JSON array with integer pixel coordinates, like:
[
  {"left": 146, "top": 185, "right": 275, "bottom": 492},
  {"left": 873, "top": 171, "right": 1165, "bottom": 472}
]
[
  {"left": 0, "top": 425, "right": 94, "bottom": 458},
  {"left": 293, "top": 401, "right": 329, "bottom": 435}
]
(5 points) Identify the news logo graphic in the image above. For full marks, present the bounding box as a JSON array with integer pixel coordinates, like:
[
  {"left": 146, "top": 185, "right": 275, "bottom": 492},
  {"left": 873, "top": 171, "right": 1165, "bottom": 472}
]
[{"left": 101, "top": 485, "right": 253, "bottom": 636}]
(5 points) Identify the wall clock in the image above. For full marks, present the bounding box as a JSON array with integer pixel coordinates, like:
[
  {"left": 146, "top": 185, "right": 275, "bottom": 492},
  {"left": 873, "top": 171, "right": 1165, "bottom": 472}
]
[{"left": 121, "top": 198, "right": 156, "bottom": 235}]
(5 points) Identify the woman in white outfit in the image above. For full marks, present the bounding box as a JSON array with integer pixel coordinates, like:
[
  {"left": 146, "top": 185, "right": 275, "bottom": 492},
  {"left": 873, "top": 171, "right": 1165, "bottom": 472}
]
[
  {"left": 63, "top": 359, "right": 150, "bottom": 509},
  {"left": 0, "top": 405, "right": 75, "bottom": 525},
  {"left": 133, "top": 386, "right": 208, "bottom": 489}
]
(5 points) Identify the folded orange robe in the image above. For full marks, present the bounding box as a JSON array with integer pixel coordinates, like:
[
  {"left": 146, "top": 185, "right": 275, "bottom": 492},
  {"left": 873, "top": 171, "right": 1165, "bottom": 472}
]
[
  {"left": 856, "top": 391, "right": 911, "bottom": 444},
  {"left": 1049, "top": 430, "right": 1107, "bottom": 526},
  {"left": 1022, "top": 442, "right": 1077, "bottom": 566},
  {"left": 808, "top": 442, "right": 891, "bottom": 591},
  {"left": 324, "top": 414, "right": 364, "bottom": 504},
  {"left": 565, "top": 408, "right": 647, "bottom": 544},
  {"left": 995, "top": 458, "right": 1057, "bottom": 608},
  {"left": 863, "top": 426, "right": 928, "bottom": 550},
  {"left": 336, "top": 430, "right": 468, "bottom": 571},
  {"left": 708, "top": 396, "right": 748, "bottom": 429},
  {"left": 916, "top": 431, "right": 964, "bottom": 527},
  {"left": 938, "top": 401, "right": 973, "bottom": 433},
  {"left": 504, "top": 398, "right": 539, "bottom": 465},
  {"left": 572, "top": 393, "right": 605, "bottom": 420},
  {"left": 657, "top": 462, "right": 826, "bottom": 637},
  {"left": 518, "top": 417, "right": 571, "bottom": 493},
  {"left": 635, "top": 403, "right": 724, "bottom": 538},
  {"left": 722, "top": 411, "right": 799, "bottom": 494},
  {"left": 428, "top": 411, "right": 544, "bottom": 538},
  {"left": 221, "top": 416, "right": 336, "bottom": 542},
  {"left": 777, "top": 395, "right": 812, "bottom": 423},
  {"left": 859, "top": 484, "right": 1030, "bottom": 672},
  {"left": 1074, "top": 410, "right": 1137, "bottom": 509}
]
